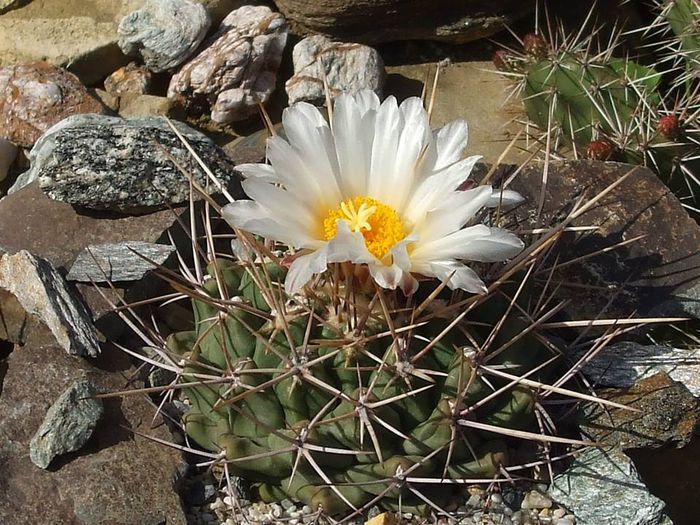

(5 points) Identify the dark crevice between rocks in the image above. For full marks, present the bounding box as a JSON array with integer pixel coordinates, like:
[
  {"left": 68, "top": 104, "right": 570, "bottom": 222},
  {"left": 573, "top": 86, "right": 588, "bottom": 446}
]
[
  {"left": 628, "top": 436, "right": 700, "bottom": 525},
  {"left": 0, "top": 342, "right": 10, "bottom": 397}
]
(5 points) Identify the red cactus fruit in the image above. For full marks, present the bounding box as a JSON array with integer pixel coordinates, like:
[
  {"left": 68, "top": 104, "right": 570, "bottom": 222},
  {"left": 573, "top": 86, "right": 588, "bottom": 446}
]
[
  {"left": 523, "top": 33, "right": 549, "bottom": 59},
  {"left": 585, "top": 139, "right": 616, "bottom": 161},
  {"left": 492, "top": 49, "right": 516, "bottom": 72},
  {"left": 657, "top": 114, "right": 682, "bottom": 140}
]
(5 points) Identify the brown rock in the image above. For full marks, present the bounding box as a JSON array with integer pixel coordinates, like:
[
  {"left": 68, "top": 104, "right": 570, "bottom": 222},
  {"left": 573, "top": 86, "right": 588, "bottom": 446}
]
[
  {"left": 274, "top": 0, "right": 533, "bottom": 44},
  {"left": 0, "top": 336, "right": 186, "bottom": 524},
  {"left": 0, "top": 62, "right": 104, "bottom": 148},
  {"left": 0, "top": 182, "right": 186, "bottom": 271},
  {"left": 581, "top": 372, "right": 699, "bottom": 449},
  {"left": 508, "top": 160, "right": 700, "bottom": 319},
  {"left": 104, "top": 62, "right": 152, "bottom": 95}
]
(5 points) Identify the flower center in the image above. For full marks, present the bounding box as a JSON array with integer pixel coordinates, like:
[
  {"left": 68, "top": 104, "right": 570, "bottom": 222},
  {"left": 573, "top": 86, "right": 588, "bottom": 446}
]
[{"left": 323, "top": 196, "right": 405, "bottom": 260}]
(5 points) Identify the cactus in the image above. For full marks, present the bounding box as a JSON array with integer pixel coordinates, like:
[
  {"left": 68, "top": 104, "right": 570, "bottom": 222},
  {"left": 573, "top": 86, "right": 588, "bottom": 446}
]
[
  {"left": 162, "top": 255, "right": 565, "bottom": 516},
  {"left": 495, "top": 14, "right": 700, "bottom": 215}
]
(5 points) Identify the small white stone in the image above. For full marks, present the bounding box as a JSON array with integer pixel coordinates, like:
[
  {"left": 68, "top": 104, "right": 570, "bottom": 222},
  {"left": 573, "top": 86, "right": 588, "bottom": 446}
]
[
  {"left": 223, "top": 495, "right": 234, "bottom": 506},
  {"left": 210, "top": 497, "right": 224, "bottom": 510},
  {"left": 552, "top": 509, "right": 566, "bottom": 519},
  {"left": 491, "top": 493, "right": 503, "bottom": 504}
]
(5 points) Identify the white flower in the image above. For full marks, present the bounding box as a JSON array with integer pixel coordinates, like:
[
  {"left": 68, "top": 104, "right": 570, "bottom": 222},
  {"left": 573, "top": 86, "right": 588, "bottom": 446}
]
[{"left": 222, "top": 90, "right": 524, "bottom": 295}]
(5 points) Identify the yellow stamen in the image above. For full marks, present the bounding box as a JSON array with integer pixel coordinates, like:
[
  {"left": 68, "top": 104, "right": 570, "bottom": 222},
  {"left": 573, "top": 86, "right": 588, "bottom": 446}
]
[{"left": 323, "top": 196, "right": 406, "bottom": 260}]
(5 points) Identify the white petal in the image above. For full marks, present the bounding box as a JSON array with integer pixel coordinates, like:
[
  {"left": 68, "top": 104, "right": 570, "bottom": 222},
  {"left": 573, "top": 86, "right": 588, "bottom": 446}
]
[
  {"left": 326, "top": 220, "right": 375, "bottom": 264},
  {"left": 369, "top": 262, "right": 404, "bottom": 290},
  {"left": 367, "top": 234, "right": 416, "bottom": 292},
  {"left": 367, "top": 96, "right": 401, "bottom": 198},
  {"left": 285, "top": 247, "right": 329, "bottom": 295},
  {"left": 332, "top": 93, "right": 377, "bottom": 197},
  {"left": 486, "top": 188, "right": 525, "bottom": 208},
  {"left": 414, "top": 260, "right": 487, "bottom": 293},
  {"left": 387, "top": 97, "right": 432, "bottom": 210},
  {"left": 434, "top": 119, "right": 468, "bottom": 171},
  {"left": 405, "top": 155, "right": 481, "bottom": 224},
  {"left": 414, "top": 225, "right": 524, "bottom": 263},
  {"left": 236, "top": 163, "right": 278, "bottom": 182},
  {"left": 242, "top": 178, "right": 317, "bottom": 232},
  {"left": 418, "top": 185, "right": 494, "bottom": 241},
  {"left": 222, "top": 201, "right": 317, "bottom": 248},
  {"left": 282, "top": 102, "right": 342, "bottom": 204}
]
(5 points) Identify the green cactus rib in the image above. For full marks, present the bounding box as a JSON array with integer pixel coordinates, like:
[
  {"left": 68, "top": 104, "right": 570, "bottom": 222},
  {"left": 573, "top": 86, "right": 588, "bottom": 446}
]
[
  {"left": 664, "top": 0, "right": 700, "bottom": 75},
  {"left": 168, "top": 259, "right": 552, "bottom": 515}
]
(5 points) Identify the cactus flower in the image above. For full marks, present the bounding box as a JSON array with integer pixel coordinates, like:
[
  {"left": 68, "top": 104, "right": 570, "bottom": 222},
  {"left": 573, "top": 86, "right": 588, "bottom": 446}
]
[{"left": 223, "top": 91, "right": 524, "bottom": 295}]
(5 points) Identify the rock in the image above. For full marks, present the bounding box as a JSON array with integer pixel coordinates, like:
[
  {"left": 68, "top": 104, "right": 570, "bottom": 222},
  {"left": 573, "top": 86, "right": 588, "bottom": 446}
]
[
  {"left": 67, "top": 241, "right": 176, "bottom": 283},
  {"left": 0, "top": 62, "right": 104, "bottom": 148},
  {"left": 570, "top": 341, "right": 700, "bottom": 398},
  {"left": 521, "top": 490, "right": 553, "bottom": 510},
  {"left": 118, "top": 0, "right": 211, "bottom": 73},
  {"left": 0, "top": 0, "right": 24, "bottom": 14},
  {"left": 168, "top": 5, "right": 288, "bottom": 123},
  {"left": 274, "top": 0, "right": 532, "bottom": 44},
  {"left": 0, "top": 14, "right": 129, "bottom": 86},
  {"left": 118, "top": 93, "right": 178, "bottom": 118},
  {"left": 0, "top": 288, "right": 41, "bottom": 344},
  {"left": 195, "top": 0, "right": 247, "bottom": 26},
  {"left": 0, "top": 182, "right": 189, "bottom": 271},
  {"left": 508, "top": 160, "right": 700, "bottom": 321},
  {"left": 0, "top": 336, "right": 186, "bottom": 524},
  {"left": 550, "top": 447, "right": 673, "bottom": 525},
  {"left": 104, "top": 62, "right": 152, "bottom": 94},
  {"left": 0, "top": 251, "right": 100, "bottom": 357},
  {"left": 286, "top": 35, "right": 385, "bottom": 105},
  {"left": 580, "top": 372, "right": 699, "bottom": 449},
  {"left": 0, "top": 137, "right": 17, "bottom": 181},
  {"left": 29, "top": 380, "right": 104, "bottom": 469},
  {"left": 365, "top": 513, "right": 398, "bottom": 525},
  {"left": 13, "top": 114, "right": 240, "bottom": 211}
]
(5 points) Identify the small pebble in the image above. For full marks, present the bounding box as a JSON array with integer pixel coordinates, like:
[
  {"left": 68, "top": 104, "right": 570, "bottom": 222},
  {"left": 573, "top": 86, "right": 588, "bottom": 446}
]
[
  {"left": 521, "top": 490, "right": 553, "bottom": 510},
  {"left": 552, "top": 509, "right": 566, "bottom": 519},
  {"left": 555, "top": 519, "right": 575, "bottom": 525},
  {"left": 491, "top": 493, "right": 503, "bottom": 504}
]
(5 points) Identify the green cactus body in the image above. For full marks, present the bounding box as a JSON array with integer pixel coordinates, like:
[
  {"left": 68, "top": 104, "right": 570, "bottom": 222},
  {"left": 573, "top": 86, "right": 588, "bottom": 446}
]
[
  {"left": 664, "top": 0, "right": 700, "bottom": 76},
  {"left": 169, "top": 260, "right": 551, "bottom": 515}
]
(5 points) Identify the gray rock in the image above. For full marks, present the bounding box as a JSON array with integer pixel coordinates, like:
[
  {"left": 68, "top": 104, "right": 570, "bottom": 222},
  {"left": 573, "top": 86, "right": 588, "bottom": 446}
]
[
  {"left": 29, "top": 380, "right": 104, "bottom": 469},
  {"left": 0, "top": 251, "right": 100, "bottom": 357},
  {"left": 118, "top": 0, "right": 211, "bottom": 73},
  {"left": 286, "top": 35, "right": 385, "bottom": 105},
  {"left": 67, "top": 241, "right": 175, "bottom": 282},
  {"left": 550, "top": 447, "right": 673, "bottom": 525},
  {"left": 0, "top": 137, "right": 17, "bottom": 182},
  {"left": 168, "top": 5, "right": 288, "bottom": 123},
  {"left": 570, "top": 341, "right": 700, "bottom": 398},
  {"left": 13, "top": 114, "right": 240, "bottom": 211}
]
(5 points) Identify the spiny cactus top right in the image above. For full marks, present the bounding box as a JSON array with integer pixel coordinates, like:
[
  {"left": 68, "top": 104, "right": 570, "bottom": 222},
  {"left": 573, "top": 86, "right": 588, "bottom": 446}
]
[{"left": 495, "top": 0, "right": 700, "bottom": 216}]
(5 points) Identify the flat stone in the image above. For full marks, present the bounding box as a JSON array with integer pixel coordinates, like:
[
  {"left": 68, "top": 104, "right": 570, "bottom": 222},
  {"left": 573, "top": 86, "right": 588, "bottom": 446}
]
[
  {"left": 0, "top": 62, "right": 105, "bottom": 148},
  {"left": 0, "top": 251, "right": 99, "bottom": 357},
  {"left": 274, "top": 0, "right": 532, "bottom": 44},
  {"left": 580, "top": 372, "right": 699, "bottom": 450},
  {"left": 118, "top": 0, "right": 211, "bottom": 73},
  {"left": 29, "top": 380, "right": 104, "bottom": 469},
  {"left": 14, "top": 114, "right": 240, "bottom": 211},
  {"left": 286, "top": 35, "right": 385, "bottom": 105},
  {"left": 168, "top": 5, "right": 288, "bottom": 123},
  {"left": 550, "top": 447, "right": 673, "bottom": 525},
  {"left": 0, "top": 17, "right": 128, "bottom": 85},
  {"left": 104, "top": 62, "right": 152, "bottom": 94},
  {"left": 67, "top": 241, "right": 176, "bottom": 283},
  {"left": 571, "top": 341, "right": 700, "bottom": 398},
  {"left": 387, "top": 61, "right": 528, "bottom": 165},
  {"left": 0, "top": 182, "right": 188, "bottom": 271},
  {"left": 0, "top": 337, "right": 186, "bottom": 524},
  {"left": 508, "top": 160, "right": 700, "bottom": 320},
  {"left": 0, "top": 288, "right": 40, "bottom": 344}
]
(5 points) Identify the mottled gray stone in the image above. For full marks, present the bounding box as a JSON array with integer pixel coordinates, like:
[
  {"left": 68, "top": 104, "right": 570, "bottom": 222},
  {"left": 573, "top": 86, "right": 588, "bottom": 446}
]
[
  {"left": 118, "top": 0, "right": 211, "bottom": 73},
  {"left": 286, "top": 35, "right": 385, "bottom": 104},
  {"left": 168, "top": 5, "right": 288, "bottom": 123},
  {"left": 550, "top": 447, "right": 673, "bottom": 525},
  {"left": 571, "top": 341, "right": 700, "bottom": 398},
  {"left": 0, "top": 251, "right": 99, "bottom": 357},
  {"left": 67, "top": 241, "right": 175, "bottom": 282},
  {"left": 13, "top": 114, "right": 240, "bottom": 211},
  {"left": 29, "top": 381, "right": 104, "bottom": 469}
]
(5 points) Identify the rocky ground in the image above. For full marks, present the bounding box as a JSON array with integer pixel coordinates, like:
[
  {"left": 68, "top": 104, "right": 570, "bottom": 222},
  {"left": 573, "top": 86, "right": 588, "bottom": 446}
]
[{"left": 0, "top": 1, "right": 699, "bottom": 525}]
